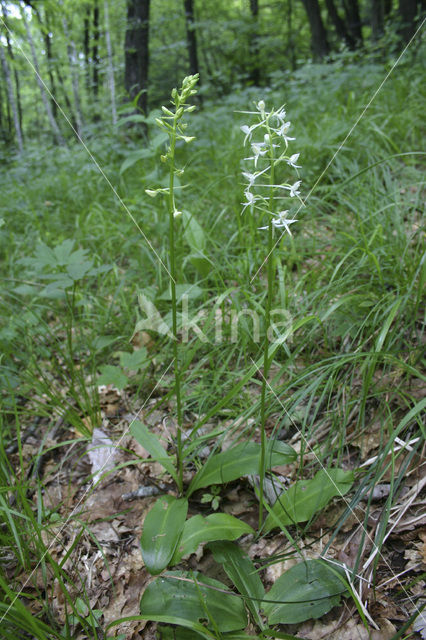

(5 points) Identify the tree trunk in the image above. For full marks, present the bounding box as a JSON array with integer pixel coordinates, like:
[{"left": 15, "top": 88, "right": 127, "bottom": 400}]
[
  {"left": 83, "top": 4, "right": 90, "bottom": 90},
  {"left": 248, "top": 0, "right": 260, "bottom": 85},
  {"left": 398, "top": 0, "right": 419, "bottom": 42},
  {"left": 342, "top": 0, "right": 363, "bottom": 45},
  {"left": 124, "top": 0, "right": 151, "bottom": 114},
  {"left": 324, "top": 0, "right": 356, "bottom": 48},
  {"left": 93, "top": 0, "right": 100, "bottom": 97},
  {"left": 184, "top": 0, "right": 201, "bottom": 79},
  {"left": 371, "top": 0, "right": 385, "bottom": 40},
  {"left": 61, "top": 11, "right": 84, "bottom": 137},
  {"left": 21, "top": 7, "right": 66, "bottom": 145},
  {"left": 104, "top": 0, "right": 117, "bottom": 124},
  {"left": 300, "top": 0, "right": 330, "bottom": 59},
  {"left": 2, "top": 2, "right": 23, "bottom": 133},
  {"left": 39, "top": 8, "right": 58, "bottom": 120},
  {"left": 0, "top": 42, "right": 23, "bottom": 153}
]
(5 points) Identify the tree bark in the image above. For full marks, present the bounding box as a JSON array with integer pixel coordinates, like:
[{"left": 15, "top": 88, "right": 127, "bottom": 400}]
[
  {"left": 40, "top": 8, "right": 58, "bottom": 120},
  {"left": 371, "top": 0, "right": 385, "bottom": 40},
  {"left": 248, "top": 0, "right": 260, "bottom": 85},
  {"left": 324, "top": 0, "right": 356, "bottom": 48},
  {"left": 184, "top": 0, "right": 200, "bottom": 79},
  {"left": 398, "top": 0, "right": 419, "bottom": 42},
  {"left": 124, "top": 0, "right": 151, "bottom": 114},
  {"left": 0, "top": 42, "right": 23, "bottom": 153},
  {"left": 93, "top": 0, "right": 100, "bottom": 97},
  {"left": 61, "top": 10, "right": 85, "bottom": 137},
  {"left": 2, "top": 2, "right": 23, "bottom": 133},
  {"left": 342, "top": 0, "right": 363, "bottom": 45},
  {"left": 104, "top": 0, "right": 117, "bottom": 124},
  {"left": 21, "top": 7, "right": 66, "bottom": 145},
  {"left": 300, "top": 0, "right": 330, "bottom": 59},
  {"left": 83, "top": 4, "right": 91, "bottom": 90}
]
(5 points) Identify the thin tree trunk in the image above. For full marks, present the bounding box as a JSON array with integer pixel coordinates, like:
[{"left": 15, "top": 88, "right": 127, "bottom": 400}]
[
  {"left": 93, "top": 0, "right": 100, "bottom": 97},
  {"left": 124, "top": 0, "right": 151, "bottom": 115},
  {"left": 248, "top": 0, "right": 260, "bottom": 85},
  {"left": 0, "top": 42, "right": 23, "bottom": 153},
  {"left": 398, "top": 0, "right": 419, "bottom": 42},
  {"left": 21, "top": 7, "right": 66, "bottom": 145},
  {"left": 371, "top": 0, "right": 385, "bottom": 40},
  {"left": 2, "top": 2, "right": 23, "bottom": 133},
  {"left": 324, "top": 0, "right": 356, "bottom": 48},
  {"left": 104, "top": 0, "right": 117, "bottom": 124},
  {"left": 184, "top": 0, "right": 201, "bottom": 79},
  {"left": 342, "top": 0, "right": 363, "bottom": 45},
  {"left": 83, "top": 4, "right": 91, "bottom": 91},
  {"left": 61, "top": 11, "right": 85, "bottom": 136},
  {"left": 40, "top": 8, "right": 58, "bottom": 119},
  {"left": 55, "top": 64, "right": 77, "bottom": 130},
  {"left": 300, "top": 0, "right": 330, "bottom": 59}
]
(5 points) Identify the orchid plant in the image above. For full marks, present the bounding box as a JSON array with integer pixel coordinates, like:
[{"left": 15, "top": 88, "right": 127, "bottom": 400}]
[{"left": 240, "top": 100, "right": 304, "bottom": 527}]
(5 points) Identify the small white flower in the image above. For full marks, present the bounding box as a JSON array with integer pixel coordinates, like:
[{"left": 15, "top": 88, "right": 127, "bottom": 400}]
[
  {"left": 288, "top": 180, "right": 301, "bottom": 197},
  {"left": 242, "top": 165, "right": 270, "bottom": 189},
  {"left": 277, "top": 121, "right": 295, "bottom": 144},
  {"left": 259, "top": 211, "right": 298, "bottom": 235},
  {"left": 257, "top": 100, "right": 266, "bottom": 113},
  {"left": 287, "top": 153, "right": 301, "bottom": 168},
  {"left": 241, "top": 190, "right": 260, "bottom": 211},
  {"left": 241, "top": 123, "right": 259, "bottom": 145},
  {"left": 246, "top": 141, "right": 268, "bottom": 167}
]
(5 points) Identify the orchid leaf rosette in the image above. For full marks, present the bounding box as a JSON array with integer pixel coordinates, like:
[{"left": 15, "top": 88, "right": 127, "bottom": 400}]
[{"left": 240, "top": 101, "right": 304, "bottom": 528}]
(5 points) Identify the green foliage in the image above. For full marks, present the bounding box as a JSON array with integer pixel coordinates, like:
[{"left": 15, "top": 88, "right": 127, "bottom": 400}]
[
  {"left": 263, "top": 559, "right": 347, "bottom": 624},
  {"left": 264, "top": 468, "right": 354, "bottom": 532},
  {"left": 0, "top": 45, "right": 424, "bottom": 639},
  {"left": 140, "top": 495, "right": 189, "bottom": 575},
  {"left": 140, "top": 570, "right": 247, "bottom": 635},
  {"left": 188, "top": 441, "right": 296, "bottom": 496}
]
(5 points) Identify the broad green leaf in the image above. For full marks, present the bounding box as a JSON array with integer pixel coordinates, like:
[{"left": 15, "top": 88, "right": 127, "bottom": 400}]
[
  {"left": 130, "top": 420, "right": 177, "bottom": 482},
  {"left": 208, "top": 541, "right": 265, "bottom": 627},
  {"left": 172, "top": 514, "right": 254, "bottom": 564},
  {"left": 264, "top": 469, "right": 354, "bottom": 533},
  {"left": 141, "top": 496, "right": 188, "bottom": 575},
  {"left": 160, "top": 629, "right": 257, "bottom": 640},
  {"left": 140, "top": 571, "right": 247, "bottom": 632},
  {"left": 187, "top": 441, "right": 296, "bottom": 497},
  {"left": 263, "top": 559, "right": 347, "bottom": 624},
  {"left": 119, "top": 148, "right": 154, "bottom": 174},
  {"left": 183, "top": 210, "right": 207, "bottom": 253},
  {"left": 188, "top": 253, "right": 213, "bottom": 277},
  {"left": 119, "top": 348, "right": 148, "bottom": 371},
  {"left": 97, "top": 365, "right": 129, "bottom": 391}
]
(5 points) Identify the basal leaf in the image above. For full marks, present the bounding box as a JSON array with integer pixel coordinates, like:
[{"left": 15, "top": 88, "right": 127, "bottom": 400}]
[
  {"left": 183, "top": 210, "right": 207, "bottom": 253},
  {"left": 140, "top": 496, "right": 188, "bottom": 575},
  {"left": 188, "top": 441, "right": 296, "bottom": 497},
  {"left": 140, "top": 571, "right": 247, "bottom": 632},
  {"left": 263, "top": 559, "right": 347, "bottom": 624},
  {"left": 172, "top": 514, "right": 254, "bottom": 564},
  {"left": 208, "top": 541, "right": 265, "bottom": 627},
  {"left": 264, "top": 468, "right": 354, "bottom": 532},
  {"left": 130, "top": 420, "right": 177, "bottom": 482}
]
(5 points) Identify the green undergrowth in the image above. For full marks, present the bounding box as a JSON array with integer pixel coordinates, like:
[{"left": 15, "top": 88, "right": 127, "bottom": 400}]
[{"left": 0, "top": 54, "right": 425, "bottom": 638}]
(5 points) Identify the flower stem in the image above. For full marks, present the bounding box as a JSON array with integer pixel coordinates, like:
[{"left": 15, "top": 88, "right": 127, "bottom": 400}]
[
  {"left": 258, "top": 132, "right": 275, "bottom": 530},
  {"left": 168, "top": 118, "right": 184, "bottom": 495}
]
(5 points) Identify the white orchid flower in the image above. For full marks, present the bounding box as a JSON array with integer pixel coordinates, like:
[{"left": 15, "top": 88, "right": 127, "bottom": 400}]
[{"left": 259, "top": 211, "right": 298, "bottom": 235}]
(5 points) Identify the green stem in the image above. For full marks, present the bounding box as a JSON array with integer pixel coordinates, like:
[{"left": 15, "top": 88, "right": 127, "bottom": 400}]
[
  {"left": 168, "top": 116, "right": 184, "bottom": 494},
  {"left": 258, "top": 129, "right": 276, "bottom": 530}
]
